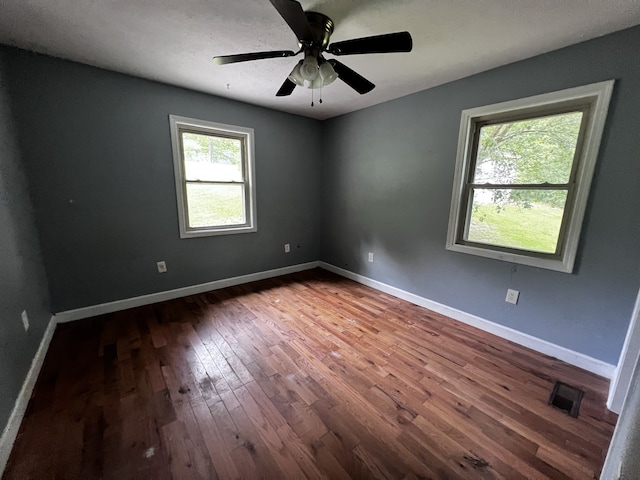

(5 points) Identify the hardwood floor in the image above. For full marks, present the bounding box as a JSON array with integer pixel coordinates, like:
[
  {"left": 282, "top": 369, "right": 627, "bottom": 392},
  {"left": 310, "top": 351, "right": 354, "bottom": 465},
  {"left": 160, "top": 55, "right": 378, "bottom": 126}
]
[{"left": 4, "top": 269, "right": 617, "bottom": 479}]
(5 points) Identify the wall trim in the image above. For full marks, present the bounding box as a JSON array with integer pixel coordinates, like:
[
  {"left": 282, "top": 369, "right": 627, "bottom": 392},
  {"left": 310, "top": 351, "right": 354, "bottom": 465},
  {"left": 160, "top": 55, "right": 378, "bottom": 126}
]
[
  {"left": 319, "top": 262, "right": 615, "bottom": 379},
  {"left": 55, "top": 262, "right": 320, "bottom": 323},
  {"left": 0, "top": 315, "right": 57, "bottom": 477},
  {"left": 607, "top": 288, "right": 640, "bottom": 413}
]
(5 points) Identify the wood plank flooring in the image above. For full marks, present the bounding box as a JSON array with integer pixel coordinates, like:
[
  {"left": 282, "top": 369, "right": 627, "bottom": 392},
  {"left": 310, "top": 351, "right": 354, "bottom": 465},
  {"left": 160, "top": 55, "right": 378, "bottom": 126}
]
[{"left": 4, "top": 268, "right": 617, "bottom": 479}]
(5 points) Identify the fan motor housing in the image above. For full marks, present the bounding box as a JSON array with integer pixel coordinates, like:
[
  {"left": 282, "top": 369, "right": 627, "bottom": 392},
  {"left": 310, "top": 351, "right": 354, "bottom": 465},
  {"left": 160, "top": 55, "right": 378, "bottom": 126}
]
[{"left": 303, "top": 12, "right": 334, "bottom": 48}]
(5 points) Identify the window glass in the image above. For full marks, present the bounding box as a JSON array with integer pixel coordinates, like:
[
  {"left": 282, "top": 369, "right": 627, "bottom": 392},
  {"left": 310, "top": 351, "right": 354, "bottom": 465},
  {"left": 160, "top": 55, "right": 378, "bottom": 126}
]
[
  {"left": 186, "top": 183, "right": 246, "bottom": 228},
  {"left": 182, "top": 132, "right": 243, "bottom": 182},
  {"left": 467, "top": 188, "right": 568, "bottom": 253},
  {"left": 473, "top": 112, "right": 582, "bottom": 185}
]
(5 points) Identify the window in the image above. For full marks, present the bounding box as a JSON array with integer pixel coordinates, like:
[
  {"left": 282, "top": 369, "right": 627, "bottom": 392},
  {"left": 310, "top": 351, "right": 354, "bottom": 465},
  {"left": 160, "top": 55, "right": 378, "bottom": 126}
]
[
  {"left": 169, "top": 115, "right": 256, "bottom": 238},
  {"left": 446, "top": 81, "right": 614, "bottom": 273}
]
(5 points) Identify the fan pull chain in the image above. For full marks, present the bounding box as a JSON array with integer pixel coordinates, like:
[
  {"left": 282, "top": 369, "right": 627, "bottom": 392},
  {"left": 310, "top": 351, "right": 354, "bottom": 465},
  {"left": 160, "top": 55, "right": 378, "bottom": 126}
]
[{"left": 310, "top": 85, "right": 324, "bottom": 107}]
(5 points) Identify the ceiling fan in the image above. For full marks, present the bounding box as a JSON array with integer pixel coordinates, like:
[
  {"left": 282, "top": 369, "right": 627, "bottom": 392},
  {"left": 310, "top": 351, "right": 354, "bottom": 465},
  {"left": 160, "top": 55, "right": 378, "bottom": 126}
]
[{"left": 213, "top": 0, "right": 413, "bottom": 98}]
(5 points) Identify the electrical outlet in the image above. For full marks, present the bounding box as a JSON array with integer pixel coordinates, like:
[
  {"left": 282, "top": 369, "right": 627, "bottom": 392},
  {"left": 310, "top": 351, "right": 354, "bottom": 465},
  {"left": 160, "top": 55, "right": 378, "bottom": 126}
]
[
  {"left": 505, "top": 289, "right": 519, "bottom": 305},
  {"left": 284, "top": 243, "right": 290, "bottom": 253},
  {"left": 368, "top": 252, "right": 374, "bottom": 263},
  {"left": 157, "top": 261, "right": 167, "bottom": 273},
  {"left": 21, "top": 310, "right": 29, "bottom": 331}
]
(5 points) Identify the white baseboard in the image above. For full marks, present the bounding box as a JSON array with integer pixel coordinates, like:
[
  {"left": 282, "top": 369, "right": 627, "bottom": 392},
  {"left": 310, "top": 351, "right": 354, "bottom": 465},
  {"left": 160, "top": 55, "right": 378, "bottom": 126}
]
[
  {"left": 0, "top": 315, "right": 57, "bottom": 477},
  {"left": 55, "top": 262, "right": 320, "bottom": 323},
  {"left": 319, "top": 262, "right": 615, "bottom": 380}
]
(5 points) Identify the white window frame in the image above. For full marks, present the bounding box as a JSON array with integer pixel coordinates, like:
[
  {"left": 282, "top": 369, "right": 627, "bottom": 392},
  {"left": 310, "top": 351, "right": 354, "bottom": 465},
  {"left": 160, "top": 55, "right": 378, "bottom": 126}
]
[
  {"left": 446, "top": 80, "right": 614, "bottom": 273},
  {"left": 169, "top": 115, "right": 257, "bottom": 238}
]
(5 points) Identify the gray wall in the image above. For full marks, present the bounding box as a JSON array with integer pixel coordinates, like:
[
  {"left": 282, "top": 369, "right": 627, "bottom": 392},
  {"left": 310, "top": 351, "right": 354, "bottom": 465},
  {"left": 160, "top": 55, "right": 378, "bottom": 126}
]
[
  {"left": 0, "top": 51, "right": 51, "bottom": 434},
  {"left": 2, "top": 47, "right": 323, "bottom": 313},
  {"left": 321, "top": 26, "right": 640, "bottom": 365}
]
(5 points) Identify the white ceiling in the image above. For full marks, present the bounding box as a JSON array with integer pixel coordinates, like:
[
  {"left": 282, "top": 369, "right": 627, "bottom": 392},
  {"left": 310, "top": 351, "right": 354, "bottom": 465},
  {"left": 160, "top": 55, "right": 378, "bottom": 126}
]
[{"left": 1, "top": 1, "right": 640, "bottom": 120}]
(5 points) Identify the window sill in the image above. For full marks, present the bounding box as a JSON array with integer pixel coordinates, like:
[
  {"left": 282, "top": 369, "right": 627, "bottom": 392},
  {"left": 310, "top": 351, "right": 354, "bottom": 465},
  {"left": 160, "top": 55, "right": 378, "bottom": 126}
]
[
  {"left": 179, "top": 225, "right": 257, "bottom": 239},
  {"left": 446, "top": 242, "right": 572, "bottom": 273}
]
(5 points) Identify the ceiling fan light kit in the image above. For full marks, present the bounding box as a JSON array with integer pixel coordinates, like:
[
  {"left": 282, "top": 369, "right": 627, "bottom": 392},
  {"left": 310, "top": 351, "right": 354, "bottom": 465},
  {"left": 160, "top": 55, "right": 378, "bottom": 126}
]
[
  {"left": 213, "top": 0, "right": 413, "bottom": 104},
  {"left": 289, "top": 57, "right": 337, "bottom": 89}
]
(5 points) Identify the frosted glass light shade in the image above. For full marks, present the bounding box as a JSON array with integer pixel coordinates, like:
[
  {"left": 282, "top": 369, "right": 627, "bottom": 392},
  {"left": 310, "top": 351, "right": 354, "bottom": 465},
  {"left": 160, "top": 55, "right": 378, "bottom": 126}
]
[
  {"left": 319, "top": 61, "right": 337, "bottom": 86},
  {"left": 300, "top": 56, "right": 319, "bottom": 81},
  {"left": 307, "top": 76, "right": 324, "bottom": 89},
  {"left": 288, "top": 61, "right": 305, "bottom": 86}
]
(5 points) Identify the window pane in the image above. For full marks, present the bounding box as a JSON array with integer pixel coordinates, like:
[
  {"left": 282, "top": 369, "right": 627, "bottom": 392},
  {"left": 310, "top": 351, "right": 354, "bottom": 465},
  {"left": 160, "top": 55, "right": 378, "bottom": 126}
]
[
  {"left": 182, "top": 132, "right": 243, "bottom": 182},
  {"left": 186, "top": 183, "right": 245, "bottom": 228},
  {"left": 473, "top": 111, "right": 583, "bottom": 185},
  {"left": 466, "top": 188, "right": 568, "bottom": 253}
]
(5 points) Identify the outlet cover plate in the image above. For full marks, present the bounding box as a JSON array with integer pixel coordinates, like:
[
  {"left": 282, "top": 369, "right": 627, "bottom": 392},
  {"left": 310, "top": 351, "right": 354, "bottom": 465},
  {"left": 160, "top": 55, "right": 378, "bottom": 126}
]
[
  {"left": 506, "top": 289, "right": 519, "bottom": 304},
  {"left": 157, "top": 261, "right": 167, "bottom": 273}
]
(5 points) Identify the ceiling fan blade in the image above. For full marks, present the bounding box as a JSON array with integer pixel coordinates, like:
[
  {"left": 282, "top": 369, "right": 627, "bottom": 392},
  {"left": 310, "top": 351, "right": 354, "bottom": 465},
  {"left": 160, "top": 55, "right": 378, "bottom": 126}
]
[
  {"left": 276, "top": 78, "right": 297, "bottom": 97},
  {"left": 328, "top": 31, "right": 413, "bottom": 56},
  {"left": 328, "top": 59, "right": 375, "bottom": 95},
  {"left": 213, "top": 50, "right": 296, "bottom": 65},
  {"left": 269, "top": 0, "right": 315, "bottom": 43}
]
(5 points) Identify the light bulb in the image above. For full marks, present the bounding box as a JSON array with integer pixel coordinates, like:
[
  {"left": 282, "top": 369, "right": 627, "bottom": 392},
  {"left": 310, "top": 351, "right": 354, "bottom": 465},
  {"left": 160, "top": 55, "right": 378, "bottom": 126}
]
[
  {"left": 287, "top": 61, "right": 305, "bottom": 86},
  {"left": 319, "top": 61, "right": 337, "bottom": 86},
  {"left": 300, "top": 56, "right": 319, "bottom": 81}
]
